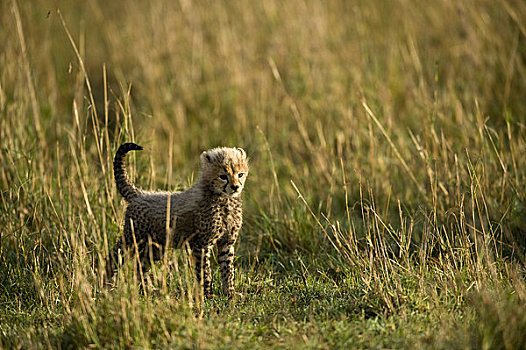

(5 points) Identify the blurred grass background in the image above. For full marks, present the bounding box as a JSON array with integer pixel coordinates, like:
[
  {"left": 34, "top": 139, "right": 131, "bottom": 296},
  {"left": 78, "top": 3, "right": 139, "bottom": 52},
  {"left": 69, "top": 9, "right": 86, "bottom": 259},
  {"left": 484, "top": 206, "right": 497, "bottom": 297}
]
[{"left": 1, "top": 0, "right": 526, "bottom": 348}]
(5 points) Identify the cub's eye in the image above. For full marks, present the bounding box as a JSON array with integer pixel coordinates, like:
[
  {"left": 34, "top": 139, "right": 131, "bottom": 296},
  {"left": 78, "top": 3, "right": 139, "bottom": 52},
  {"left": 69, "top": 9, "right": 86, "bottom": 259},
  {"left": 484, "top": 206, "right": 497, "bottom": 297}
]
[
  {"left": 219, "top": 175, "right": 228, "bottom": 181},
  {"left": 238, "top": 173, "right": 244, "bottom": 178}
]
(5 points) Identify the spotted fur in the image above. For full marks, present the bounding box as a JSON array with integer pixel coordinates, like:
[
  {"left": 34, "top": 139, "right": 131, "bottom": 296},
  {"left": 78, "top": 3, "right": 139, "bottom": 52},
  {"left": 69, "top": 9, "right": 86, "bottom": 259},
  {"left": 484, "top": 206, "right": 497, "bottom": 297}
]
[{"left": 107, "top": 142, "right": 248, "bottom": 297}]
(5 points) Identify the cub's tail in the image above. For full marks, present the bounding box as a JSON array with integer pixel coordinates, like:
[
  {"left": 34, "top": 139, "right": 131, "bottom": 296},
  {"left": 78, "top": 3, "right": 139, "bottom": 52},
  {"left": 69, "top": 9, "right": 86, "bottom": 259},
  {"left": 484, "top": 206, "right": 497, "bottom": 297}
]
[{"left": 113, "top": 142, "right": 143, "bottom": 201}]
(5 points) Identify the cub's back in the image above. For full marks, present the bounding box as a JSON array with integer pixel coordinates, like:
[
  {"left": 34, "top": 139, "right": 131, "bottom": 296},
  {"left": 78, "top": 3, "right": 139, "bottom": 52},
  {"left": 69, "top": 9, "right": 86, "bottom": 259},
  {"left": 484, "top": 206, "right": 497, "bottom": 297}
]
[{"left": 124, "top": 188, "right": 203, "bottom": 244}]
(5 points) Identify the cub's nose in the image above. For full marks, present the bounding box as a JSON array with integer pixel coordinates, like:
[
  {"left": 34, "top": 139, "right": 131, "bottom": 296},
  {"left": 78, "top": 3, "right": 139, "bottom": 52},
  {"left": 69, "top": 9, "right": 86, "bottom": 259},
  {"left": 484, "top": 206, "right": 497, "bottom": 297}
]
[{"left": 231, "top": 185, "right": 239, "bottom": 191}]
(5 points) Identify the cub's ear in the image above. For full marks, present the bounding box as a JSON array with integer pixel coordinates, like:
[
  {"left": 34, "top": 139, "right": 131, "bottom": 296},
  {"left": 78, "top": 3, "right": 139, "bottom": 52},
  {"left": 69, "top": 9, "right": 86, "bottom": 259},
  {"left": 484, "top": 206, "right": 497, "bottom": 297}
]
[
  {"left": 237, "top": 148, "right": 246, "bottom": 159},
  {"left": 201, "top": 151, "right": 212, "bottom": 163}
]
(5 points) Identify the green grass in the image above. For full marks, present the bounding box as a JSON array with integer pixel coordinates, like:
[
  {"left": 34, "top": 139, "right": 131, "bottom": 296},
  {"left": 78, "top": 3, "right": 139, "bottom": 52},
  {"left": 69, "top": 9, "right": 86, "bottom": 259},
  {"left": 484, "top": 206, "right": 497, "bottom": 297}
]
[{"left": 1, "top": 0, "right": 526, "bottom": 348}]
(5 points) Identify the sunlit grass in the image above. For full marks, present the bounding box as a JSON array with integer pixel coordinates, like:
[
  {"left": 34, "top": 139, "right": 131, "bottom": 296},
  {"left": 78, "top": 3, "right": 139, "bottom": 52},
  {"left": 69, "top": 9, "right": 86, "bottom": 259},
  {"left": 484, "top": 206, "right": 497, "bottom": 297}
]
[{"left": 1, "top": 0, "right": 526, "bottom": 348}]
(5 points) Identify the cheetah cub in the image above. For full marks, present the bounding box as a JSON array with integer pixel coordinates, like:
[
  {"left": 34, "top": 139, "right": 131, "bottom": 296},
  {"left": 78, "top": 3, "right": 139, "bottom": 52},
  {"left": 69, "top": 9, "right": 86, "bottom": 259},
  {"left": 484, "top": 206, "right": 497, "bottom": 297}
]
[{"left": 107, "top": 143, "right": 249, "bottom": 297}]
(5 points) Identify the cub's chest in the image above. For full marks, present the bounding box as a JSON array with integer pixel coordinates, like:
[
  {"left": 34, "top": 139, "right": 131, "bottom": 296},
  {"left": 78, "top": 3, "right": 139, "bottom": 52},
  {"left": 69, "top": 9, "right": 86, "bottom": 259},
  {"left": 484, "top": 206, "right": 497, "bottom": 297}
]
[{"left": 199, "top": 201, "right": 241, "bottom": 238}]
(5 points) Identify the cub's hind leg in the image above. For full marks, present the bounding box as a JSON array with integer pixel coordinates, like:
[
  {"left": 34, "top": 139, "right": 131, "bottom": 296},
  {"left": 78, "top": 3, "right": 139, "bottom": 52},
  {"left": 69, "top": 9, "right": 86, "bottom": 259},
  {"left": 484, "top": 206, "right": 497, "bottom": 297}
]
[
  {"left": 105, "top": 237, "right": 123, "bottom": 283},
  {"left": 136, "top": 237, "right": 165, "bottom": 277},
  {"left": 105, "top": 228, "right": 164, "bottom": 286}
]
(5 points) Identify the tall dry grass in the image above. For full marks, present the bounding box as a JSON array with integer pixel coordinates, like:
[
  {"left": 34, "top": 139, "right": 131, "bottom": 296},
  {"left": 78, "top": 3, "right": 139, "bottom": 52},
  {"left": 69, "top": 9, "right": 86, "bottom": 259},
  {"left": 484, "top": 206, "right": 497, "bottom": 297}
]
[{"left": 1, "top": 0, "right": 526, "bottom": 347}]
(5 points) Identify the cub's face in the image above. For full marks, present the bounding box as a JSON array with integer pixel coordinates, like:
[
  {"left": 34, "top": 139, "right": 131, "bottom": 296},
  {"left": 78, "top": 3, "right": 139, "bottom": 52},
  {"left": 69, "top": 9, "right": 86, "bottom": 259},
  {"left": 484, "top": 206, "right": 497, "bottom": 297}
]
[{"left": 200, "top": 147, "right": 249, "bottom": 197}]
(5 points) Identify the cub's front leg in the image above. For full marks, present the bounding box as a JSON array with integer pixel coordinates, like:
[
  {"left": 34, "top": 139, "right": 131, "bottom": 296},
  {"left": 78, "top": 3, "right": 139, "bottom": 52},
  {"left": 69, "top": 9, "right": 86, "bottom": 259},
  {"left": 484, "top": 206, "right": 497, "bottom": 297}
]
[
  {"left": 217, "top": 233, "right": 238, "bottom": 297},
  {"left": 192, "top": 245, "right": 212, "bottom": 296}
]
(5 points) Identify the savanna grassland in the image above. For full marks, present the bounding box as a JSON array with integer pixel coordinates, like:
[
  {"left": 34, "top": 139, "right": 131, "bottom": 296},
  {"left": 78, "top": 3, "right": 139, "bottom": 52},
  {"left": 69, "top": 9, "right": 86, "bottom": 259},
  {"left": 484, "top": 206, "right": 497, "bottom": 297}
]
[{"left": 1, "top": 0, "right": 526, "bottom": 348}]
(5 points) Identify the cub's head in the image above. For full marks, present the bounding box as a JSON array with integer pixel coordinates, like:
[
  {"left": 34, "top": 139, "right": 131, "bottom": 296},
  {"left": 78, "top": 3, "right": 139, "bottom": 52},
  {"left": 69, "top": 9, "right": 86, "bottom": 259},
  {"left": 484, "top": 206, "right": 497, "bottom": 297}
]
[{"left": 200, "top": 147, "right": 249, "bottom": 197}]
